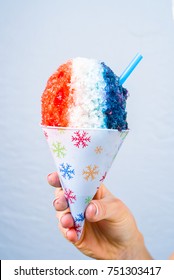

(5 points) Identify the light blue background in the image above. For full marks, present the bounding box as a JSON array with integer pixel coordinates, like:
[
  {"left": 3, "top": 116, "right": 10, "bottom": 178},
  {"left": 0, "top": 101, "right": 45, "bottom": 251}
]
[{"left": 0, "top": 0, "right": 174, "bottom": 260}]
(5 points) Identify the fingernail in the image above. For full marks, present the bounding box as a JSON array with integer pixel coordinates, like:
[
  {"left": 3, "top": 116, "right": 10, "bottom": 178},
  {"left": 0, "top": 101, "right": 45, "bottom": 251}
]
[
  {"left": 52, "top": 198, "right": 59, "bottom": 207},
  {"left": 47, "top": 174, "right": 52, "bottom": 182},
  {"left": 88, "top": 202, "right": 99, "bottom": 216}
]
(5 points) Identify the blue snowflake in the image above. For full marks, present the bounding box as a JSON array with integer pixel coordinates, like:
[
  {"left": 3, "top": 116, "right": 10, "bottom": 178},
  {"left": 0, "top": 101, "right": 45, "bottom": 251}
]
[
  {"left": 59, "top": 163, "right": 75, "bottom": 180},
  {"left": 74, "top": 213, "right": 85, "bottom": 222}
]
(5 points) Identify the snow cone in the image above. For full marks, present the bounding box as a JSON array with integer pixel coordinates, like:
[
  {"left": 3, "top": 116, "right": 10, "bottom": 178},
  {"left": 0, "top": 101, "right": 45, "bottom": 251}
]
[{"left": 41, "top": 55, "right": 142, "bottom": 239}]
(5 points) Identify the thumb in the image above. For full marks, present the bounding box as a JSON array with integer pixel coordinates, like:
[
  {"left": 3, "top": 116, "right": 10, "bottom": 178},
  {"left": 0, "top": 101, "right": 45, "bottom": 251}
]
[{"left": 85, "top": 195, "right": 123, "bottom": 223}]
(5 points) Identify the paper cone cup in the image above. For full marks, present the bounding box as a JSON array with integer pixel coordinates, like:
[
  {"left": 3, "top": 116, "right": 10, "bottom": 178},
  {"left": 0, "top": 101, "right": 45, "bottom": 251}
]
[{"left": 42, "top": 126, "right": 128, "bottom": 239}]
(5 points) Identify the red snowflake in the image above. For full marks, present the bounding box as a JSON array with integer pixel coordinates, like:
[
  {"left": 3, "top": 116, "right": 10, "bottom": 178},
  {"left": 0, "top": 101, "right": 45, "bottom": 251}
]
[
  {"left": 74, "top": 222, "right": 82, "bottom": 234},
  {"left": 99, "top": 171, "right": 107, "bottom": 182},
  {"left": 64, "top": 188, "right": 76, "bottom": 204},
  {"left": 72, "top": 130, "right": 91, "bottom": 148}
]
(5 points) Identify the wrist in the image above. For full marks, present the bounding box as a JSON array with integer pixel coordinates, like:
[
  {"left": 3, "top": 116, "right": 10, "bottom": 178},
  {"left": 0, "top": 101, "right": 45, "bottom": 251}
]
[{"left": 123, "top": 231, "right": 153, "bottom": 260}]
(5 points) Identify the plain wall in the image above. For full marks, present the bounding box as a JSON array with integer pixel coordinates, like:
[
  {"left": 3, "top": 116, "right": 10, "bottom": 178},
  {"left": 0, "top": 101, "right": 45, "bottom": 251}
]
[{"left": 0, "top": 0, "right": 174, "bottom": 259}]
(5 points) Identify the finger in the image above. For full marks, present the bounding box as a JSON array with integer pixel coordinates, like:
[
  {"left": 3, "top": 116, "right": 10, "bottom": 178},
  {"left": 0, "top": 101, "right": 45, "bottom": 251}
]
[
  {"left": 85, "top": 195, "right": 124, "bottom": 223},
  {"left": 53, "top": 194, "right": 68, "bottom": 211},
  {"left": 56, "top": 212, "right": 78, "bottom": 243},
  {"left": 85, "top": 183, "right": 114, "bottom": 222},
  {"left": 60, "top": 213, "right": 74, "bottom": 228},
  {"left": 58, "top": 221, "right": 78, "bottom": 243},
  {"left": 53, "top": 186, "right": 68, "bottom": 211},
  {"left": 66, "top": 228, "right": 78, "bottom": 243},
  {"left": 47, "top": 172, "right": 61, "bottom": 188}
]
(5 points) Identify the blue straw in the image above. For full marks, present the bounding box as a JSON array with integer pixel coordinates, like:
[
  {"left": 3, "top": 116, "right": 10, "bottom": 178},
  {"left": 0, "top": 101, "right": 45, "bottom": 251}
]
[{"left": 119, "top": 53, "right": 143, "bottom": 85}]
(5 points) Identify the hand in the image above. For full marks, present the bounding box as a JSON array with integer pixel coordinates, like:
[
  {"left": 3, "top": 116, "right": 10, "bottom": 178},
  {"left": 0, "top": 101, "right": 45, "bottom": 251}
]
[{"left": 48, "top": 172, "right": 153, "bottom": 260}]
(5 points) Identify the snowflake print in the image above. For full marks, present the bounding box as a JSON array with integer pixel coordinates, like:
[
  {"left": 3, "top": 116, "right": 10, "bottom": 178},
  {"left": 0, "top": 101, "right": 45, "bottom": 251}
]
[
  {"left": 120, "top": 131, "right": 127, "bottom": 141},
  {"left": 100, "top": 172, "right": 107, "bottom": 182},
  {"left": 43, "top": 130, "right": 48, "bottom": 139},
  {"left": 64, "top": 188, "right": 76, "bottom": 203},
  {"left": 59, "top": 163, "right": 75, "bottom": 179},
  {"left": 74, "top": 213, "right": 84, "bottom": 222},
  {"left": 95, "top": 146, "right": 103, "bottom": 154},
  {"left": 74, "top": 222, "right": 82, "bottom": 235},
  {"left": 57, "top": 128, "right": 65, "bottom": 134},
  {"left": 83, "top": 165, "right": 99, "bottom": 181},
  {"left": 85, "top": 196, "right": 92, "bottom": 204},
  {"left": 52, "top": 142, "right": 66, "bottom": 158},
  {"left": 117, "top": 132, "right": 127, "bottom": 151},
  {"left": 72, "top": 130, "right": 91, "bottom": 148}
]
